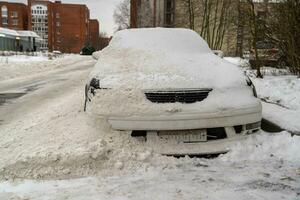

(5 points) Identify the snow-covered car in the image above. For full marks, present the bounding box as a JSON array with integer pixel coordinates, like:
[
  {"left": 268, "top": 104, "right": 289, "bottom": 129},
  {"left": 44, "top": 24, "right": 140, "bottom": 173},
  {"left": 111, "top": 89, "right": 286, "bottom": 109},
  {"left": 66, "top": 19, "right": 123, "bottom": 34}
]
[{"left": 85, "top": 28, "right": 262, "bottom": 155}]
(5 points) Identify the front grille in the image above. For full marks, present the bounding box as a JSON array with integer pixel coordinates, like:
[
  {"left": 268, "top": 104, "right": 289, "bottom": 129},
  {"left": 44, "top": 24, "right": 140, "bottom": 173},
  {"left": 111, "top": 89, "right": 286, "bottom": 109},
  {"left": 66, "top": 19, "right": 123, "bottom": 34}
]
[{"left": 145, "top": 89, "right": 212, "bottom": 103}]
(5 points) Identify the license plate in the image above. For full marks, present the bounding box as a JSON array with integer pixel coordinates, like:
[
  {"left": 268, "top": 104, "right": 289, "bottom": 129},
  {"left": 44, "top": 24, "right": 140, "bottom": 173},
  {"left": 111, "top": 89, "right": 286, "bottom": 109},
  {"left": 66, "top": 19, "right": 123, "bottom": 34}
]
[{"left": 158, "top": 129, "right": 207, "bottom": 143}]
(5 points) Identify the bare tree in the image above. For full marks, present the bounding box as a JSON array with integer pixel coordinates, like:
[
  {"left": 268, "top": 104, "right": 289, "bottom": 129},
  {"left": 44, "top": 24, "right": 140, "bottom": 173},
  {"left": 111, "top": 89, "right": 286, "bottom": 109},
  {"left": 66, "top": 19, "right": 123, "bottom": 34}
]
[
  {"left": 184, "top": 0, "right": 195, "bottom": 30},
  {"left": 242, "top": 0, "right": 264, "bottom": 78},
  {"left": 114, "top": 0, "right": 130, "bottom": 31},
  {"left": 183, "top": 0, "right": 236, "bottom": 51},
  {"left": 269, "top": 0, "right": 300, "bottom": 76}
]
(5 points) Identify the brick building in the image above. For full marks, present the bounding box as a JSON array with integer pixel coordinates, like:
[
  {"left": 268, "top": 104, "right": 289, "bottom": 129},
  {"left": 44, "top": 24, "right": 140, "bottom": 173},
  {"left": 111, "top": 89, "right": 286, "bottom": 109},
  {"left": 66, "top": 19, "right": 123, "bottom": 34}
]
[
  {"left": 0, "top": 0, "right": 100, "bottom": 53},
  {"left": 28, "top": 0, "right": 93, "bottom": 53},
  {"left": 89, "top": 19, "right": 100, "bottom": 50},
  {"left": 131, "top": 0, "right": 274, "bottom": 56},
  {"left": 0, "top": 1, "right": 28, "bottom": 30}
]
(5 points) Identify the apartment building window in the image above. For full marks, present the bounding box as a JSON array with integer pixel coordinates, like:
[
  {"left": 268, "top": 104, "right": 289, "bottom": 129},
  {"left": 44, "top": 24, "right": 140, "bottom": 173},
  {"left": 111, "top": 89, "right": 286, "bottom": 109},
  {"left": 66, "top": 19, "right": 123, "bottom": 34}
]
[
  {"left": 164, "top": 0, "right": 175, "bottom": 27},
  {"left": 1, "top": 5, "right": 8, "bottom": 17},
  {"left": 11, "top": 11, "right": 18, "bottom": 18},
  {"left": 56, "top": 13, "right": 60, "bottom": 18},
  {"left": 1, "top": 5, "right": 8, "bottom": 26},
  {"left": 12, "top": 19, "right": 18, "bottom": 25},
  {"left": 56, "top": 21, "right": 60, "bottom": 27},
  {"left": 1, "top": 18, "right": 8, "bottom": 25},
  {"left": 31, "top": 4, "right": 49, "bottom": 50}
]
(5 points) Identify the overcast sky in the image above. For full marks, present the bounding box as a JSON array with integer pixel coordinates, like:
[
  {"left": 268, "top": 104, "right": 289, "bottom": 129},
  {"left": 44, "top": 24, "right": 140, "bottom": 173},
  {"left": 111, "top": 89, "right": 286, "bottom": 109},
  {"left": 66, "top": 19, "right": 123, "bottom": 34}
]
[{"left": 8, "top": 0, "right": 122, "bottom": 36}]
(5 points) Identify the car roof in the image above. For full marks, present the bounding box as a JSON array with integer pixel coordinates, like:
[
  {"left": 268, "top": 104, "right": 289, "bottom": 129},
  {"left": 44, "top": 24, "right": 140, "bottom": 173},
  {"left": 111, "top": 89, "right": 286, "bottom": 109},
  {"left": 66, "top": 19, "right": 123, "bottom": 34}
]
[{"left": 110, "top": 28, "right": 212, "bottom": 55}]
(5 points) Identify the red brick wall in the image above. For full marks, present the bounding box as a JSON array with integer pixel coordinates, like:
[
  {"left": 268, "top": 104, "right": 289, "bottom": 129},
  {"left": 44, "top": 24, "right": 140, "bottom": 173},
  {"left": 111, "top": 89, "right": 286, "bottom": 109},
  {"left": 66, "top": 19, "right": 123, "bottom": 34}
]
[
  {"left": 1, "top": 0, "right": 98, "bottom": 53},
  {"left": 52, "top": 3, "right": 90, "bottom": 53},
  {"left": 89, "top": 19, "right": 99, "bottom": 50},
  {"left": 0, "top": 2, "right": 28, "bottom": 30},
  {"left": 99, "top": 36, "right": 112, "bottom": 50}
]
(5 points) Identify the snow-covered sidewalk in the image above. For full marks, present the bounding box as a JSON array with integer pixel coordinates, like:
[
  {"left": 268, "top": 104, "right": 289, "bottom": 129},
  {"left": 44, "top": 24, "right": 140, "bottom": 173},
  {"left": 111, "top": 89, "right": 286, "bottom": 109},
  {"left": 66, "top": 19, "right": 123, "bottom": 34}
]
[
  {"left": 0, "top": 56, "right": 299, "bottom": 199},
  {"left": 0, "top": 54, "right": 91, "bottom": 82}
]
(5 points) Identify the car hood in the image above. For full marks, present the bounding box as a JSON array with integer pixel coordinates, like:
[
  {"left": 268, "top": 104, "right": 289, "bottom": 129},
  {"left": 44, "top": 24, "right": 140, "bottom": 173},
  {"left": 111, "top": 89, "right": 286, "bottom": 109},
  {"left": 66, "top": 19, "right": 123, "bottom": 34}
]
[{"left": 90, "top": 51, "right": 247, "bottom": 90}]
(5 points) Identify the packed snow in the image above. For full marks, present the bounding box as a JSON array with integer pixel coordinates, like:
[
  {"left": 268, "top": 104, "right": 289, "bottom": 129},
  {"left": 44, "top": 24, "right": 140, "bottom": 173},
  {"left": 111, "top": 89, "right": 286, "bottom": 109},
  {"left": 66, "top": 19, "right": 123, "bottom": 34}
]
[
  {"left": 90, "top": 28, "right": 246, "bottom": 89},
  {"left": 225, "top": 57, "right": 300, "bottom": 134},
  {"left": 88, "top": 29, "right": 260, "bottom": 117},
  {"left": 0, "top": 54, "right": 90, "bottom": 81},
  {"left": 0, "top": 131, "right": 299, "bottom": 199},
  {"left": 0, "top": 35, "right": 299, "bottom": 199}
]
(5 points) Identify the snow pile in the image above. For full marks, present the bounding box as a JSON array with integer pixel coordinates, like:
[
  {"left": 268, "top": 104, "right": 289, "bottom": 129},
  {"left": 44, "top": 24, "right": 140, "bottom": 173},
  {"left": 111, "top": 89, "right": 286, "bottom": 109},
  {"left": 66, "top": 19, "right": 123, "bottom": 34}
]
[
  {"left": 88, "top": 28, "right": 259, "bottom": 117},
  {"left": 221, "top": 132, "right": 300, "bottom": 163},
  {"left": 252, "top": 75, "right": 300, "bottom": 133},
  {"left": 253, "top": 75, "right": 300, "bottom": 110},
  {"left": 90, "top": 28, "right": 246, "bottom": 90},
  {"left": 0, "top": 55, "right": 92, "bottom": 81},
  {"left": 0, "top": 131, "right": 300, "bottom": 200},
  {"left": 0, "top": 55, "right": 48, "bottom": 63},
  {"left": 225, "top": 57, "right": 300, "bottom": 133},
  {"left": 92, "top": 51, "right": 101, "bottom": 60}
]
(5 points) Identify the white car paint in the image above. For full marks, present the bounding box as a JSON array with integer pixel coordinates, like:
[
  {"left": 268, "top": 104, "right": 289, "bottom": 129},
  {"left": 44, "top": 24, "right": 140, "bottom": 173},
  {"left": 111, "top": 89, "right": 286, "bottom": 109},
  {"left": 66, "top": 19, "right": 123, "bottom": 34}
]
[{"left": 86, "top": 28, "right": 262, "bottom": 154}]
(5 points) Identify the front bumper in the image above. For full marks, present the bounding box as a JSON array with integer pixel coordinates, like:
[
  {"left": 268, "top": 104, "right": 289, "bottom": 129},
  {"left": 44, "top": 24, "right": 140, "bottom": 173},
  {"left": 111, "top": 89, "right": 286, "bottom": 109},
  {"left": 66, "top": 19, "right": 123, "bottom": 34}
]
[
  {"left": 108, "top": 104, "right": 262, "bottom": 131},
  {"left": 146, "top": 132, "right": 253, "bottom": 155}
]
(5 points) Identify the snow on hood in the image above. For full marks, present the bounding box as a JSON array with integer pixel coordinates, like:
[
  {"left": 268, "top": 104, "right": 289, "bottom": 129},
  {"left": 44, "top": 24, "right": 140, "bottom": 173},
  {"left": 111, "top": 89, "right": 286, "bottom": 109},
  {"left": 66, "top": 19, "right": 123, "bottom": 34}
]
[{"left": 89, "top": 28, "right": 247, "bottom": 90}]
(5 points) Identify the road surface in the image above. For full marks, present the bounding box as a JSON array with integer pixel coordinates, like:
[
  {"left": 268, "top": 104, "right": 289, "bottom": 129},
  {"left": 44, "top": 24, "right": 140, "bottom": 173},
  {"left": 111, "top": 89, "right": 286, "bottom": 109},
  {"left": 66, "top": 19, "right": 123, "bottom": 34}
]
[{"left": 0, "top": 57, "right": 299, "bottom": 200}]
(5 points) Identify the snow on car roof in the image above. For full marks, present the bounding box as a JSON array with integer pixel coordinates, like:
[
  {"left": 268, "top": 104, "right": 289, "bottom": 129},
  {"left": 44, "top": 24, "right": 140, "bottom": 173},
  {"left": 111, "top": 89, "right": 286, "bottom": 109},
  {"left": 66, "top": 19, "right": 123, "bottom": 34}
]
[
  {"left": 90, "top": 28, "right": 247, "bottom": 90},
  {"left": 110, "top": 28, "right": 212, "bottom": 54}
]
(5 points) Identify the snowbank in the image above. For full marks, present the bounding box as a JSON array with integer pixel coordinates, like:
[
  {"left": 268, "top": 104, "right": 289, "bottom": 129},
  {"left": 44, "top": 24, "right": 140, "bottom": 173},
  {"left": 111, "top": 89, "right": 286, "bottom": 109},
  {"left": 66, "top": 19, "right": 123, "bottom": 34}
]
[
  {"left": 253, "top": 75, "right": 300, "bottom": 110},
  {"left": 221, "top": 131, "right": 300, "bottom": 162},
  {"left": 0, "top": 55, "right": 48, "bottom": 63},
  {"left": 225, "top": 57, "right": 300, "bottom": 133},
  {"left": 0, "top": 54, "right": 92, "bottom": 81},
  {"left": 92, "top": 51, "right": 101, "bottom": 60},
  {"left": 0, "top": 131, "right": 299, "bottom": 200},
  {"left": 253, "top": 74, "right": 300, "bottom": 133}
]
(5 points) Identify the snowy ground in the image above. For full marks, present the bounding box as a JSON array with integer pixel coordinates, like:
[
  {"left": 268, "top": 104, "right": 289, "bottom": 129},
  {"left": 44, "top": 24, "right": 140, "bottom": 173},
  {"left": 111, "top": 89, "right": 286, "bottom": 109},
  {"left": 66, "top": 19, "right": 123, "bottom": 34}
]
[
  {"left": 225, "top": 57, "right": 300, "bottom": 134},
  {"left": 0, "top": 54, "right": 87, "bottom": 81},
  {"left": 0, "top": 56, "right": 299, "bottom": 199}
]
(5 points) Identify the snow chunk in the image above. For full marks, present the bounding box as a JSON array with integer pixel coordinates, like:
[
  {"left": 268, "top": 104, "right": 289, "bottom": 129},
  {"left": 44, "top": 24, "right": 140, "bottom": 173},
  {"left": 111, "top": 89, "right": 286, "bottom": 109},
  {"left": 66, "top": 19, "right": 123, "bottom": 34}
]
[
  {"left": 253, "top": 75, "right": 300, "bottom": 110},
  {"left": 221, "top": 132, "right": 300, "bottom": 163}
]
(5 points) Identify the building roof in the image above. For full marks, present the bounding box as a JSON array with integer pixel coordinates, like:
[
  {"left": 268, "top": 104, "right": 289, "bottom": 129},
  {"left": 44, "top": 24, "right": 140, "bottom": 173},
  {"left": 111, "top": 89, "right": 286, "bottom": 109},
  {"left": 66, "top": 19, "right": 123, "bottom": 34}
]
[
  {"left": 0, "top": 27, "right": 19, "bottom": 37},
  {"left": 0, "top": 27, "right": 41, "bottom": 39},
  {"left": 17, "top": 31, "right": 40, "bottom": 38}
]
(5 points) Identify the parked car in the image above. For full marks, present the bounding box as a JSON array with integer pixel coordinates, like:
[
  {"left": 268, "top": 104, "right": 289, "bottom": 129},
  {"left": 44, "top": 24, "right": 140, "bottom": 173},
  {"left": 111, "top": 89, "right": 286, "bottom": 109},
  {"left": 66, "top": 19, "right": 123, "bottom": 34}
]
[
  {"left": 85, "top": 28, "right": 262, "bottom": 155},
  {"left": 249, "top": 41, "right": 288, "bottom": 68}
]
